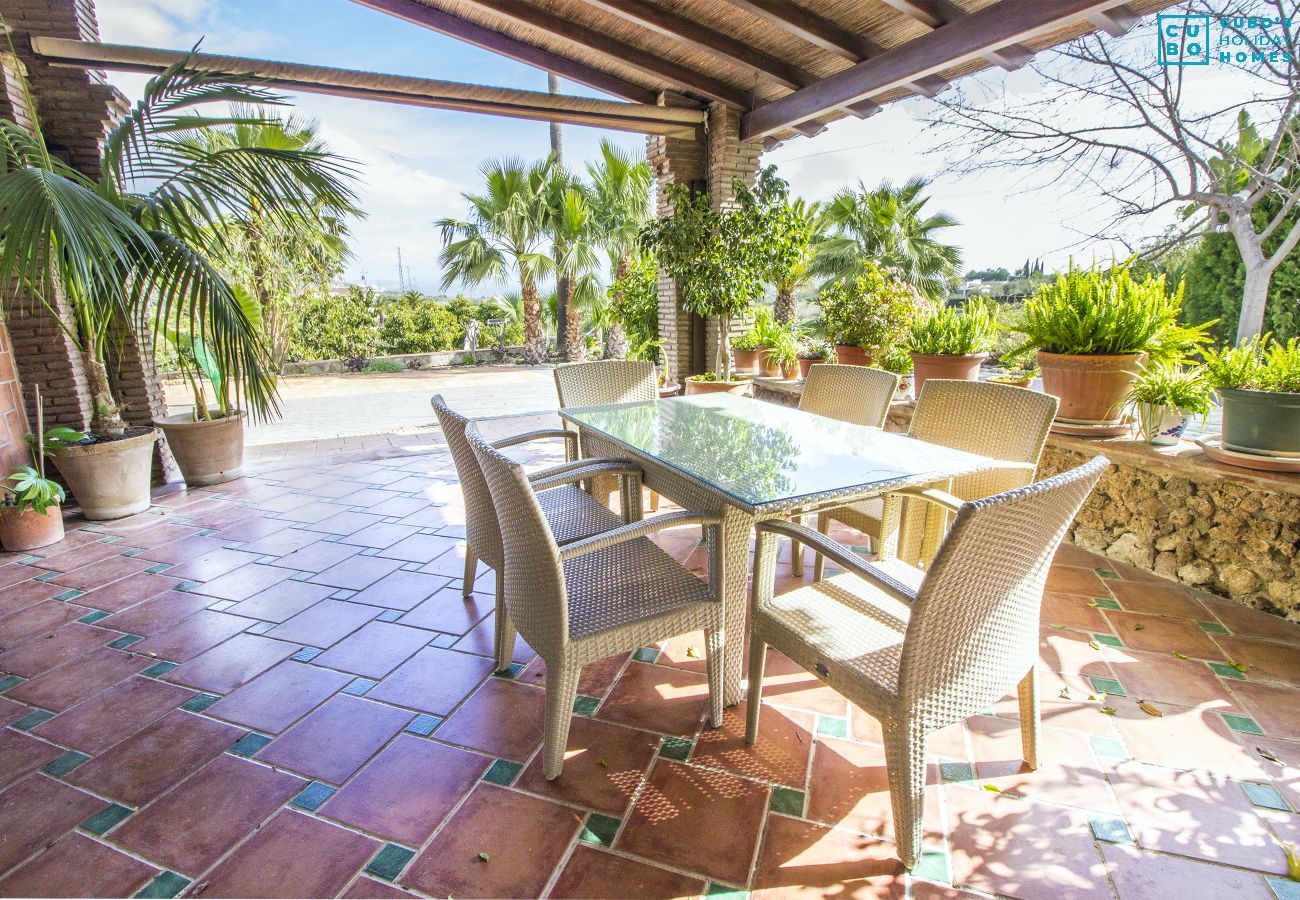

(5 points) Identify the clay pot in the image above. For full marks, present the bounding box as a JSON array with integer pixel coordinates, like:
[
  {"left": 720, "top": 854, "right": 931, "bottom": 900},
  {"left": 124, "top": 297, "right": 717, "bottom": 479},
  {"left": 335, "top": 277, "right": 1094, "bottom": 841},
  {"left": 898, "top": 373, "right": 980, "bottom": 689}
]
[
  {"left": 834, "top": 345, "right": 872, "bottom": 367},
  {"left": 1038, "top": 351, "right": 1146, "bottom": 424},
  {"left": 156, "top": 412, "right": 246, "bottom": 487},
  {"left": 0, "top": 504, "right": 64, "bottom": 552},
  {"left": 909, "top": 352, "right": 987, "bottom": 399},
  {"left": 758, "top": 347, "right": 783, "bottom": 377},
  {"left": 797, "top": 358, "right": 819, "bottom": 380},
  {"left": 658, "top": 383, "right": 682, "bottom": 399},
  {"left": 992, "top": 378, "right": 1032, "bottom": 389},
  {"left": 684, "top": 377, "right": 753, "bottom": 397},
  {"left": 49, "top": 428, "right": 157, "bottom": 521},
  {"left": 781, "top": 361, "right": 799, "bottom": 380},
  {"left": 732, "top": 348, "right": 760, "bottom": 374}
]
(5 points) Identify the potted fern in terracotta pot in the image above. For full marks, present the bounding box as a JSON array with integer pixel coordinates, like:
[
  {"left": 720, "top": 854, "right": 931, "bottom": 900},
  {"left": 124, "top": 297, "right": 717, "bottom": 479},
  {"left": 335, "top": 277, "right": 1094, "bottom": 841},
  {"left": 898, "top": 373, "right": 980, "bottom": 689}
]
[
  {"left": 1203, "top": 335, "right": 1300, "bottom": 456},
  {"left": 905, "top": 298, "right": 999, "bottom": 396}
]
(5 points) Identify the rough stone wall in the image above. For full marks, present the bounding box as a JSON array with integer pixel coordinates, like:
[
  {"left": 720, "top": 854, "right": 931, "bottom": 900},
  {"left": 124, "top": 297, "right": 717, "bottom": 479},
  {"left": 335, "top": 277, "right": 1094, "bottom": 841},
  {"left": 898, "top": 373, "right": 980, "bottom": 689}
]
[{"left": 1039, "top": 446, "right": 1300, "bottom": 621}]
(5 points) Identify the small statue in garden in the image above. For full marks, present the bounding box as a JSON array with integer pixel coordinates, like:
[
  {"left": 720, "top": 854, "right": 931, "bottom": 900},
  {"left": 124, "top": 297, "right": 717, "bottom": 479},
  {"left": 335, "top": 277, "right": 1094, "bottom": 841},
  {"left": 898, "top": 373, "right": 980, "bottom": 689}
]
[{"left": 463, "top": 318, "right": 480, "bottom": 352}]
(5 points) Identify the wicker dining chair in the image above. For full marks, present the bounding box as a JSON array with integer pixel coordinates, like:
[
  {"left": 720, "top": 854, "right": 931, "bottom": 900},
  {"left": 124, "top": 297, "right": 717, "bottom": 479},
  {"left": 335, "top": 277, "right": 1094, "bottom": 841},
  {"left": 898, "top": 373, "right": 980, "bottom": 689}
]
[
  {"left": 812, "top": 379, "right": 1059, "bottom": 576},
  {"left": 788, "top": 364, "right": 899, "bottom": 576},
  {"left": 747, "top": 455, "right": 1107, "bottom": 870},
  {"left": 432, "top": 395, "right": 643, "bottom": 671},
  {"left": 466, "top": 421, "right": 726, "bottom": 780}
]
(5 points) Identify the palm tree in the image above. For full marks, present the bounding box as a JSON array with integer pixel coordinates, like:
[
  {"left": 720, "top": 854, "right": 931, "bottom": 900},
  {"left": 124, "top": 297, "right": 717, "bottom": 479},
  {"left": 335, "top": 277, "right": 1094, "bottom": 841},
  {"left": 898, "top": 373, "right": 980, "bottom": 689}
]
[
  {"left": 544, "top": 167, "right": 602, "bottom": 361},
  {"left": 812, "top": 177, "right": 962, "bottom": 303},
  {"left": 438, "top": 157, "right": 555, "bottom": 364},
  {"left": 771, "top": 197, "right": 824, "bottom": 324},
  {"left": 587, "top": 139, "right": 652, "bottom": 359},
  {"left": 0, "top": 60, "right": 356, "bottom": 433}
]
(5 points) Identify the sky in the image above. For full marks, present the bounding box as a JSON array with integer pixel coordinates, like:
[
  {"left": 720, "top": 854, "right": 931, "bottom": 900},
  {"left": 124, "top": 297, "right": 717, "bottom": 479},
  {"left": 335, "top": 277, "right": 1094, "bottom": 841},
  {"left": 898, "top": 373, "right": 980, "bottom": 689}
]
[{"left": 93, "top": 0, "right": 1268, "bottom": 295}]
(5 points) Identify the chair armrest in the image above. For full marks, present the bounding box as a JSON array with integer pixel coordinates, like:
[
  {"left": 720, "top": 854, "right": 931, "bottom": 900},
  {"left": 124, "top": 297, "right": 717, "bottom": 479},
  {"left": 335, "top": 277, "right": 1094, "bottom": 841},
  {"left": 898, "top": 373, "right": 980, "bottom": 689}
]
[
  {"left": 492, "top": 428, "right": 578, "bottom": 461},
  {"left": 892, "top": 486, "right": 964, "bottom": 514},
  {"left": 559, "top": 511, "right": 722, "bottom": 561},
  {"left": 529, "top": 460, "right": 642, "bottom": 493},
  {"left": 755, "top": 520, "right": 919, "bottom": 605}
]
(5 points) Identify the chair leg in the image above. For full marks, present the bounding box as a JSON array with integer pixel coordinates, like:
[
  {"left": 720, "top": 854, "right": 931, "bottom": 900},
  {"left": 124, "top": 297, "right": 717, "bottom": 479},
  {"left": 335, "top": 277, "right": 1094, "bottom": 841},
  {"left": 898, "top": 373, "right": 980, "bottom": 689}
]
[
  {"left": 648, "top": 489, "right": 660, "bottom": 512},
  {"left": 462, "top": 548, "right": 477, "bottom": 600},
  {"left": 543, "top": 663, "right": 581, "bottom": 780},
  {"left": 744, "top": 638, "right": 767, "bottom": 744},
  {"left": 492, "top": 580, "right": 515, "bottom": 674},
  {"left": 883, "top": 726, "right": 927, "bottom": 871},
  {"left": 704, "top": 625, "right": 725, "bottom": 728},
  {"left": 789, "top": 511, "right": 804, "bottom": 578},
  {"left": 1018, "top": 666, "right": 1041, "bottom": 770},
  {"left": 811, "top": 513, "right": 830, "bottom": 582}
]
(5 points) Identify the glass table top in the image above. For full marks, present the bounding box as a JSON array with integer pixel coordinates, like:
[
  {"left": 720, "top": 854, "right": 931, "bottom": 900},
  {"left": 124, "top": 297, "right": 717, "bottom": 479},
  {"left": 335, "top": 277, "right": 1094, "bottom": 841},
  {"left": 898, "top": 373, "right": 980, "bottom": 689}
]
[{"left": 559, "top": 393, "right": 998, "bottom": 513}]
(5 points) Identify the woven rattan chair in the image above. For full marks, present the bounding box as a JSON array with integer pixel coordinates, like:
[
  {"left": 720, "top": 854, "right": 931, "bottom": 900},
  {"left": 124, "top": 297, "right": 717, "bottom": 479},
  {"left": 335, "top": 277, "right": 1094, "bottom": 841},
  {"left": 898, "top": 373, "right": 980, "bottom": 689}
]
[
  {"left": 747, "top": 456, "right": 1107, "bottom": 869},
  {"left": 813, "top": 380, "right": 1059, "bottom": 576},
  {"left": 788, "top": 364, "right": 899, "bottom": 575},
  {"left": 467, "top": 421, "right": 726, "bottom": 779},
  {"left": 432, "top": 395, "right": 643, "bottom": 671}
]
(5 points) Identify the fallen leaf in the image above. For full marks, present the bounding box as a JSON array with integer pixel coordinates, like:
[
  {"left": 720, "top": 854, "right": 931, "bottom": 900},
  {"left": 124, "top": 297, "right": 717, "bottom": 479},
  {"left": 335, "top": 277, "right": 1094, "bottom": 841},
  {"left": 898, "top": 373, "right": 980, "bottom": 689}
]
[
  {"left": 1229, "top": 661, "right": 1247, "bottom": 673},
  {"left": 478, "top": 852, "right": 490, "bottom": 863},
  {"left": 1133, "top": 623, "right": 1146, "bottom": 631},
  {"left": 1172, "top": 651, "right": 1190, "bottom": 660},
  {"left": 1088, "top": 639, "right": 1101, "bottom": 651},
  {"left": 685, "top": 646, "right": 700, "bottom": 659},
  {"left": 1049, "top": 623, "right": 1067, "bottom": 629},
  {"left": 1088, "top": 694, "right": 1098, "bottom": 701},
  {"left": 1139, "top": 702, "right": 1163, "bottom": 717},
  {"left": 982, "top": 784, "right": 1002, "bottom": 793},
  {"left": 597, "top": 759, "right": 608, "bottom": 768},
  {"left": 1100, "top": 706, "right": 1117, "bottom": 715},
  {"left": 1259, "top": 747, "right": 1282, "bottom": 764},
  {"left": 1087, "top": 600, "right": 1101, "bottom": 608},
  {"left": 1281, "top": 841, "right": 1299, "bottom": 881},
  {"left": 1058, "top": 688, "right": 1071, "bottom": 700}
]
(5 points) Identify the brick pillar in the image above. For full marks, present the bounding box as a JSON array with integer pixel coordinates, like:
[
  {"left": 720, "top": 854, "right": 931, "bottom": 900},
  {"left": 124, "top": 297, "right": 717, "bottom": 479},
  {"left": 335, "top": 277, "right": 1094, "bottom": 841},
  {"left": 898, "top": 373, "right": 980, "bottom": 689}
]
[
  {"left": 0, "top": 321, "right": 31, "bottom": 474},
  {"left": 648, "top": 102, "right": 761, "bottom": 379}
]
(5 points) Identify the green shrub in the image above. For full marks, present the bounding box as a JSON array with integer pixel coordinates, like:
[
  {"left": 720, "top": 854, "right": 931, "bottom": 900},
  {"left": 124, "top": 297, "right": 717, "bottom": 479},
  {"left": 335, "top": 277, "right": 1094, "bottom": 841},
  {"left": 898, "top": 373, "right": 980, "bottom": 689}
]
[
  {"left": 731, "top": 331, "right": 761, "bottom": 352},
  {"left": 1017, "top": 262, "right": 1210, "bottom": 362},
  {"left": 378, "top": 301, "right": 463, "bottom": 354},
  {"left": 611, "top": 256, "right": 659, "bottom": 354},
  {"left": 1125, "top": 361, "right": 1214, "bottom": 414},
  {"left": 906, "top": 298, "right": 999, "bottom": 356},
  {"left": 816, "top": 263, "right": 923, "bottom": 350},
  {"left": 288, "top": 292, "right": 378, "bottom": 362},
  {"left": 361, "top": 359, "right": 406, "bottom": 374},
  {"left": 1203, "top": 335, "right": 1300, "bottom": 392}
]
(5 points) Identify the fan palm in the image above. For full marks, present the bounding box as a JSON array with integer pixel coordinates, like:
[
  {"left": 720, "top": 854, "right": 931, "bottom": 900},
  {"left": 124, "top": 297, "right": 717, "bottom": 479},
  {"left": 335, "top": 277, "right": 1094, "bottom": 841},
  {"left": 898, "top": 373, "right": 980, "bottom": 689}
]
[
  {"left": 0, "top": 60, "right": 356, "bottom": 433},
  {"left": 812, "top": 177, "right": 961, "bottom": 303},
  {"left": 544, "top": 167, "right": 603, "bottom": 361},
  {"left": 438, "top": 157, "right": 555, "bottom": 364},
  {"left": 771, "top": 197, "right": 825, "bottom": 324},
  {"left": 587, "top": 139, "right": 652, "bottom": 358}
]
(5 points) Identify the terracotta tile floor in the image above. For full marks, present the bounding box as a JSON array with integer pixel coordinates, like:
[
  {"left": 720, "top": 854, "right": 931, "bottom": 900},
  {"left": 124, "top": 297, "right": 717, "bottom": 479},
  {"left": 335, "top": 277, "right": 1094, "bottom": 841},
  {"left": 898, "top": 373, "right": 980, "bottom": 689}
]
[{"left": 1, "top": 422, "right": 1298, "bottom": 899}]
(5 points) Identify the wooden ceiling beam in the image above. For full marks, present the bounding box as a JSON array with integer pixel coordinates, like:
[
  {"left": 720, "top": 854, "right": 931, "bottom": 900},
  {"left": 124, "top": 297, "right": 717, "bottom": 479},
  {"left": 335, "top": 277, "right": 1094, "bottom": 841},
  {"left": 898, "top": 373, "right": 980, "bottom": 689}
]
[
  {"left": 579, "top": 0, "right": 818, "bottom": 89},
  {"left": 716, "top": 0, "right": 878, "bottom": 61},
  {"left": 347, "top": 0, "right": 658, "bottom": 104},
  {"left": 742, "top": 0, "right": 1137, "bottom": 139},
  {"left": 1087, "top": 5, "right": 1143, "bottom": 36},
  {"left": 878, "top": 0, "right": 1039, "bottom": 72}
]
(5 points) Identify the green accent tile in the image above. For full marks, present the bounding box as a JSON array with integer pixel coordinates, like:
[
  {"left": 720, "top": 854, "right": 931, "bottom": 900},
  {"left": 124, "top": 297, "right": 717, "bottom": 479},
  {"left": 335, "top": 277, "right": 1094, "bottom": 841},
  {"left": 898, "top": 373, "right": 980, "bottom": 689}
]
[
  {"left": 174, "top": 580, "right": 202, "bottom": 592},
  {"left": 418, "top": 527, "right": 439, "bottom": 535},
  {"left": 182, "top": 693, "right": 220, "bottom": 712},
  {"left": 0, "top": 675, "right": 26, "bottom": 692},
  {"left": 290, "top": 647, "right": 322, "bottom": 662},
  {"left": 358, "top": 547, "right": 380, "bottom": 557},
  {"left": 632, "top": 646, "right": 660, "bottom": 663},
  {"left": 144, "top": 563, "right": 172, "bottom": 574},
  {"left": 375, "top": 608, "right": 402, "bottom": 623},
  {"left": 815, "top": 715, "right": 848, "bottom": 738},
  {"left": 1089, "top": 735, "right": 1130, "bottom": 761},
  {"left": 41, "top": 750, "right": 91, "bottom": 777},
  {"left": 1090, "top": 597, "right": 1122, "bottom": 610},
  {"left": 107, "top": 634, "right": 143, "bottom": 650},
  {"left": 1095, "top": 568, "right": 1120, "bottom": 579},
  {"left": 289, "top": 570, "right": 314, "bottom": 582},
  {"left": 1267, "top": 876, "right": 1300, "bottom": 900},
  {"left": 343, "top": 677, "right": 378, "bottom": 696},
  {"left": 54, "top": 589, "right": 85, "bottom": 602},
  {"left": 245, "top": 620, "right": 276, "bottom": 634},
  {"left": 400, "top": 562, "right": 423, "bottom": 572},
  {"left": 34, "top": 570, "right": 61, "bottom": 582},
  {"left": 659, "top": 737, "right": 693, "bottom": 761},
  {"left": 1091, "top": 633, "right": 1123, "bottom": 649},
  {"left": 17, "top": 555, "right": 42, "bottom": 564},
  {"left": 1089, "top": 814, "right": 1133, "bottom": 844},
  {"left": 705, "top": 883, "right": 749, "bottom": 898},
  {"left": 579, "top": 813, "right": 621, "bottom": 848},
  {"left": 1088, "top": 676, "right": 1127, "bottom": 697},
  {"left": 769, "top": 786, "right": 805, "bottom": 817},
  {"left": 1208, "top": 662, "right": 1248, "bottom": 680},
  {"left": 939, "top": 761, "right": 975, "bottom": 783},
  {"left": 912, "top": 847, "right": 950, "bottom": 885},
  {"left": 405, "top": 714, "right": 442, "bottom": 736},
  {"left": 197, "top": 529, "right": 219, "bottom": 537},
  {"left": 207, "top": 600, "right": 237, "bottom": 611},
  {"left": 492, "top": 662, "right": 525, "bottom": 680},
  {"left": 365, "top": 844, "right": 415, "bottom": 881},
  {"left": 1197, "top": 619, "right": 1231, "bottom": 635},
  {"left": 1239, "top": 781, "right": 1291, "bottom": 811},
  {"left": 482, "top": 758, "right": 521, "bottom": 786},
  {"left": 82, "top": 803, "right": 132, "bottom": 835},
  {"left": 1223, "top": 713, "right": 1265, "bottom": 736},
  {"left": 77, "top": 609, "right": 110, "bottom": 624},
  {"left": 331, "top": 588, "right": 357, "bottom": 599},
  {"left": 429, "top": 633, "right": 458, "bottom": 649},
  {"left": 572, "top": 695, "right": 600, "bottom": 717},
  {"left": 99, "top": 535, "right": 123, "bottom": 544},
  {"left": 12, "top": 709, "right": 55, "bottom": 731},
  {"left": 228, "top": 732, "right": 272, "bottom": 757},
  {"left": 290, "top": 781, "right": 336, "bottom": 811},
  {"left": 255, "top": 555, "right": 280, "bottom": 565},
  {"left": 134, "top": 871, "right": 189, "bottom": 899},
  {"left": 121, "top": 547, "right": 146, "bottom": 557}
]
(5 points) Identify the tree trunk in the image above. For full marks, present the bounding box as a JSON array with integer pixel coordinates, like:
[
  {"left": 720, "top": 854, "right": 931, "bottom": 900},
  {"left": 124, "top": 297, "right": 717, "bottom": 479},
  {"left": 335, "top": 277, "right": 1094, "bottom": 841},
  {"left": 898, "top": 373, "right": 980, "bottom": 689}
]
[
  {"left": 604, "top": 323, "right": 629, "bottom": 360},
  {"left": 1237, "top": 263, "right": 1273, "bottom": 343},
  {"left": 605, "top": 253, "right": 632, "bottom": 360},
  {"left": 84, "top": 350, "right": 125, "bottom": 436},
  {"left": 564, "top": 293, "right": 584, "bottom": 362},
  {"left": 521, "top": 278, "right": 548, "bottom": 365},
  {"left": 718, "top": 319, "right": 732, "bottom": 382},
  {"left": 774, "top": 283, "right": 796, "bottom": 325}
]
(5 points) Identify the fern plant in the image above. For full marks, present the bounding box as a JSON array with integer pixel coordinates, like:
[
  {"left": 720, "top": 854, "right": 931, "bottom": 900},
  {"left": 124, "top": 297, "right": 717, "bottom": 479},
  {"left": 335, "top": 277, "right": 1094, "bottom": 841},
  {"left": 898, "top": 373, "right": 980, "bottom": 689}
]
[
  {"left": 1204, "top": 335, "right": 1300, "bottom": 392},
  {"left": 1125, "top": 362, "right": 1214, "bottom": 414},
  {"left": 906, "top": 298, "right": 999, "bottom": 356}
]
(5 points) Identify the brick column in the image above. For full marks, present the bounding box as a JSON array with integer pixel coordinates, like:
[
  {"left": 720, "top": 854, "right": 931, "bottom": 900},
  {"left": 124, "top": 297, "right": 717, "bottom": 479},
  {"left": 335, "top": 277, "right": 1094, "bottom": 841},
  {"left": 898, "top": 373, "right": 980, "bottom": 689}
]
[{"left": 0, "top": 321, "right": 31, "bottom": 474}]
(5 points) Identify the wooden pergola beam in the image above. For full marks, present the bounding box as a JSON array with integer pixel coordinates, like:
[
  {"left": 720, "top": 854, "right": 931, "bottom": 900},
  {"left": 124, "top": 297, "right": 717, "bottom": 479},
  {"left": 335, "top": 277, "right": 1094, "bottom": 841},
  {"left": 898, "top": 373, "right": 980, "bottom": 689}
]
[
  {"left": 1087, "top": 5, "right": 1143, "bottom": 37},
  {"left": 717, "top": 0, "right": 877, "bottom": 61},
  {"left": 878, "top": 0, "right": 1039, "bottom": 72},
  {"left": 29, "top": 36, "right": 706, "bottom": 138},
  {"left": 743, "top": 0, "right": 1134, "bottom": 140}
]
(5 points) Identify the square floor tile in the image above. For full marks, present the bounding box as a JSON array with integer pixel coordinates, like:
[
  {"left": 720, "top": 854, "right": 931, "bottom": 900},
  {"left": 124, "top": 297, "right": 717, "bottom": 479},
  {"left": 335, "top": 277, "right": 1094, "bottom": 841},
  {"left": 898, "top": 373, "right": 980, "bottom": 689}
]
[
  {"left": 0, "top": 832, "right": 156, "bottom": 897},
  {"left": 365, "top": 647, "right": 494, "bottom": 715},
  {"left": 166, "top": 633, "right": 300, "bottom": 694},
  {"left": 550, "top": 845, "right": 706, "bottom": 900},
  {"left": 208, "top": 661, "right": 350, "bottom": 734},
  {"left": 32, "top": 676, "right": 193, "bottom": 754},
  {"left": 269, "top": 598, "right": 379, "bottom": 647},
  {"left": 0, "top": 776, "right": 105, "bottom": 874},
  {"left": 256, "top": 694, "right": 411, "bottom": 784},
  {"left": 435, "top": 678, "right": 545, "bottom": 762},
  {"left": 311, "top": 621, "right": 432, "bottom": 679},
  {"left": 515, "top": 716, "right": 659, "bottom": 816}
]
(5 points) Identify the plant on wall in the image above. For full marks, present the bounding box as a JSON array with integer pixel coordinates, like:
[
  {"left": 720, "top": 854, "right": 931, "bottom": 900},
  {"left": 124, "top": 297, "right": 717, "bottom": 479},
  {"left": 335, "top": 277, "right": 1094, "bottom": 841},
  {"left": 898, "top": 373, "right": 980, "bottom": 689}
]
[{"left": 816, "top": 262, "right": 926, "bottom": 351}]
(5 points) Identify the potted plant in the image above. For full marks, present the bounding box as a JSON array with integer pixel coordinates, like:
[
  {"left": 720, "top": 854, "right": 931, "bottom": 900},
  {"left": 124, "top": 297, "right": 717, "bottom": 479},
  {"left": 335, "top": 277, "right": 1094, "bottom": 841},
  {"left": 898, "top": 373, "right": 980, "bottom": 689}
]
[
  {"left": 769, "top": 329, "right": 801, "bottom": 380},
  {"left": 797, "top": 339, "right": 834, "bottom": 380},
  {"left": 1124, "top": 361, "right": 1213, "bottom": 446},
  {"left": 0, "top": 60, "right": 352, "bottom": 518},
  {"left": 816, "top": 263, "right": 923, "bottom": 366},
  {"left": 731, "top": 329, "right": 762, "bottom": 374},
  {"left": 1015, "top": 262, "right": 1210, "bottom": 424},
  {"left": 989, "top": 364, "right": 1040, "bottom": 389},
  {"left": 752, "top": 308, "right": 789, "bottom": 377},
  {"left": 1203, "top": 335, "right": 1300, "bottom": 455},
  {"left": 905, "top": 298, "right": 999, "bottom": 396},
  {"left": 0, "top": 392, "right": 80, "bottom": 552},
  {"left": 878, "top": 345, "right": 915, "bottom": 400}
]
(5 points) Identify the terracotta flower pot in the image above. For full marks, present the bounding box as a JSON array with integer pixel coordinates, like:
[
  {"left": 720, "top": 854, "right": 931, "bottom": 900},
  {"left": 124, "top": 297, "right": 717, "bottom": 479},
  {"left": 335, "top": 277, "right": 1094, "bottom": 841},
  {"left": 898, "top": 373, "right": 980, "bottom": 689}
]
[
  {"left": 0, "top": 504, "right": 64, "bottom": 552},
  {"left": 49, "top": 427, "right": 157, "bottom": 521},
  {"left": 732, "top": 348, "right": 760, "bottom": 374},
  {"left": 658, "top": 382, "right": 682, "bottom": 399},
  {"left": 781, "top": 361, "right": 799, "bottom": 380},
  {"left": 797, "top": 358, "right": 820, "bottom": 380},
  {"left": 835, "top": 345, "right": 872, "bottom": 367},
  {"left": 156, "top": 412, "right": 246, "bottom": 487},
  {"left": 1037, "top": 351, "right": 1146, "bottom": 424},
  {"left": 909, "top": 352, "right": 987, "bottom": 399},
  {"left": 758, "top": 346, "right": 783, "bottom": 377},
  {"left": 684, "top": 377, "right": 753, "bottom": 397}
]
